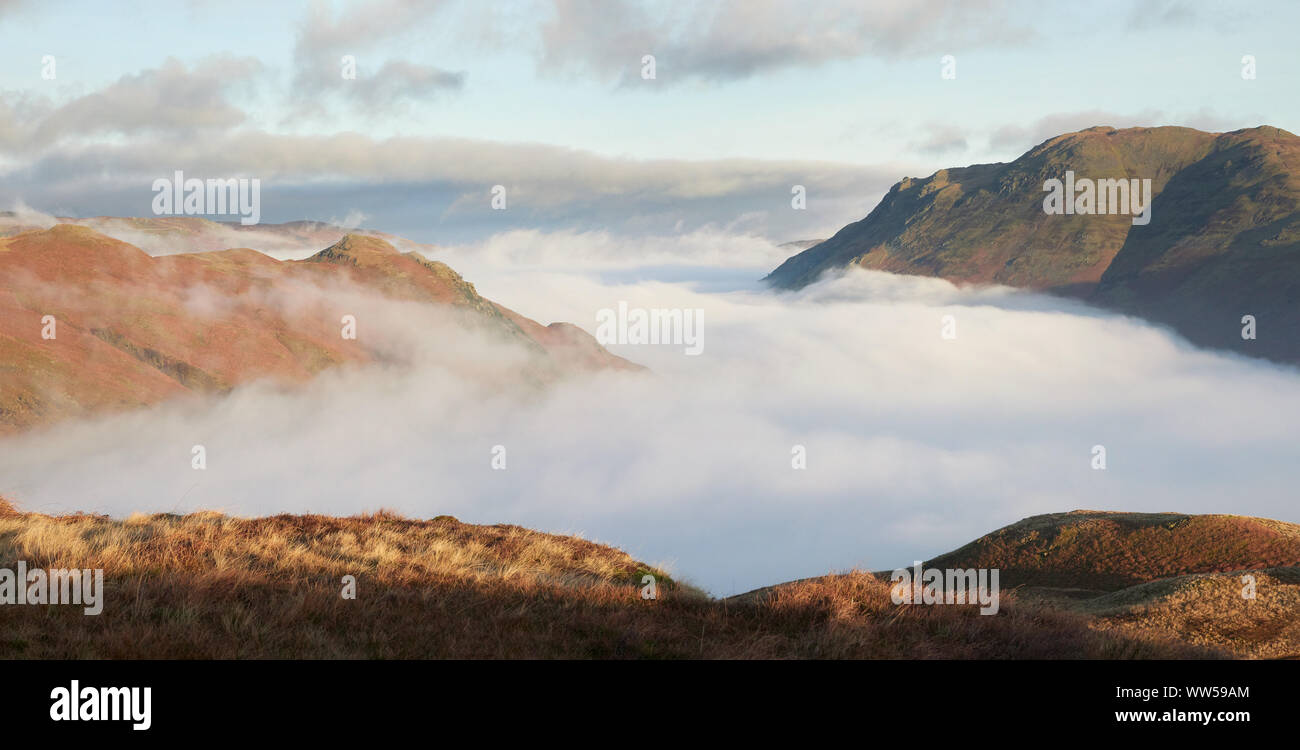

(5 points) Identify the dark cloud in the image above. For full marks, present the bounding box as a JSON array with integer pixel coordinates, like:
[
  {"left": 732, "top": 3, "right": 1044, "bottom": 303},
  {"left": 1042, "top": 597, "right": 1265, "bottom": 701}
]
[
  {"left": 2, "top": 131, "right": 904, "bottom": 243},
  {"left": 539, "top": 0, "right": 1034, "bottom": 86}
]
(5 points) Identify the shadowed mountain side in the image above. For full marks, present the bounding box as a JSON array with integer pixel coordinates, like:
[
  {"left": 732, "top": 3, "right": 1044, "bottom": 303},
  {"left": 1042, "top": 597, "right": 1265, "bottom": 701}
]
[{"left": 0, "top": 225, "right": 639, "bottom": 433}]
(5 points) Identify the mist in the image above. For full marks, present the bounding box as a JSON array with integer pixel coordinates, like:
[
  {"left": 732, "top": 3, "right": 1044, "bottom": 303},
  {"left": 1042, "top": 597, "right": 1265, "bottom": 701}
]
[{"left": 2, "top": 231, "right": 1298, "bottom": 596}]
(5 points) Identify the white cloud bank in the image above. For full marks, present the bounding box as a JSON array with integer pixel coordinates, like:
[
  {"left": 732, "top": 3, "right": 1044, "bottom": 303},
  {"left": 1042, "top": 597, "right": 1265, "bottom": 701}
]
[{"left": 2, "top": 233, "right": 1298, "bottom": 596}]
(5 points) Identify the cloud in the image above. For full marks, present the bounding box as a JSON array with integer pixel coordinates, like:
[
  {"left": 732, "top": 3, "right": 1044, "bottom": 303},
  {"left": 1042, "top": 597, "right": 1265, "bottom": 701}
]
[
  {"left": 328, "top": 209, "right": 371, "bottom": 230},
  {"left": 296, "top": 0, "right": 450, "bottom": 57},
  {"left": 986, "top": 108, "right": 1273, "bottom": 155},
  {"left": 431, "top": 226, "right": 797, "bottom": 273},
  {"left": 1, "top": 198, "right": 58, "bottom": 228},
  {"left": 3, "top": 234, "right": 1297, "bottom": 596},
  {"left": 1, "top": 132, "right": 903, "bottom": 243},
  {"left": 910, "top": 123, "right": 969, "bottom": 155},
  {"left": 289, "top": 0, "right": 464, "bottom": 117},
  {"left": 347, "top": 60, "right": 465, "bottom": 109},
  {"left": 0, "top": 57, "right": 262, "bottom": 151},
  {"left": 1126, "top": 0, "right": 1199, "bottom": 30},
  {"left": 988, "top": 109, "right": 1167, "bottom": 152},
  {"left": 539, "top": 0, "right": 1033, "bottom": 85},
  {"left": 1122, "top": 0, "right": 1262, "bottom": 33}
]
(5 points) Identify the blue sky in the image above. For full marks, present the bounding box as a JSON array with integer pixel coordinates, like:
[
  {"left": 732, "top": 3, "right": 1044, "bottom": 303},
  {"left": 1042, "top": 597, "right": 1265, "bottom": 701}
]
[{"left": 1, "top": 0, "right": 1297, "bottom": 242}]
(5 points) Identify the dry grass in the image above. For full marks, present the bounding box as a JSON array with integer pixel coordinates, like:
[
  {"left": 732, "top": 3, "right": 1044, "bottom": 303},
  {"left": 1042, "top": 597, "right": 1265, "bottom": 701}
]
[
  {"left": 1054, "top": 568, "right": 1300, "bottom": 659},
  {"left": 926, "top": 510, "right": 1300, "bottom": 590},
  {"left": 0, "top": 501, "right": 1226, "bottom": 659},
  {"left": 926, "top": 511, "right": 1300, "bottom": 658}
]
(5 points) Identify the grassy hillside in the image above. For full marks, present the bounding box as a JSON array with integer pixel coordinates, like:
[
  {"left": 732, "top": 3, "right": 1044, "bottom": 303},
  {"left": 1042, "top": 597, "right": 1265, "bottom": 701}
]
[
  {"left": 0, "top": 497, "right": 1218, "bottom": 659},
  {"left": 920, "top": 510, "right": 1300, "bottom": 658},
  {"left": 924, "top": 510, "right": 1300, "bottom": 590},
  {"left": 1062, "top": 567, "right": 1300, "bottom": 659}
]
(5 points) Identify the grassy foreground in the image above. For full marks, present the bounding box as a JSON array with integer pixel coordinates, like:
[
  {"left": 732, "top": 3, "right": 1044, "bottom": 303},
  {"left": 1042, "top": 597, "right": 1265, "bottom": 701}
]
[
  {"left": 0, "top": 498, "right": 1244, "bottom": 659},
  {"left": 924, "top": 511, "right": 1300, "bottom": 659}
]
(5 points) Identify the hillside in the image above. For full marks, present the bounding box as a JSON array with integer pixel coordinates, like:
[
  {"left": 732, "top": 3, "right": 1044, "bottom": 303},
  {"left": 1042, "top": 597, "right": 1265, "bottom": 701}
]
[
  {"left": 0, "top": 225, "right": 638, "bottom": 433},
  {"left": 3, "top": 497, "right": 1285, "bottom": 659},
  {"left": 918, "top": 510, "right": 1300, "bottom": 658},
  {"left": 924, "top": 510, "right": 1300, "bottom": 590},
  {"left": 723, "top": 510, "right": 1300, "bottom": 659},
  {"left": 1061, "top": 567, "right": 1300, "bottom": 659},
  {"left": 766, "top": 125, "right": 1300, "bottom": 364}
]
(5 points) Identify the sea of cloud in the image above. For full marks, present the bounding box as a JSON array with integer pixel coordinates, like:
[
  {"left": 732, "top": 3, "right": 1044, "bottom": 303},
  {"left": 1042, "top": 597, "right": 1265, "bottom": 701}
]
[{"left": 2, "top": 230, "right": 1298, "bottom": 596}]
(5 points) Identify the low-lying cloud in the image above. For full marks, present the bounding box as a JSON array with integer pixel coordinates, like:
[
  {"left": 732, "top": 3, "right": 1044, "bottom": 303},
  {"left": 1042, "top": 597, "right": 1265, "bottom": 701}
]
[
  {"left": 2, "top": 232, "right": 1298, "bottom": 596},
  {"left": 2, "top": 133, "right": 898, "bottom": 243}
]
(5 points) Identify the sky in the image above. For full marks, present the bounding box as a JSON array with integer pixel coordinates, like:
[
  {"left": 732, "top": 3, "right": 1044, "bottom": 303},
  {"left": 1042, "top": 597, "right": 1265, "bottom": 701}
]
[{"left": 1, "top": 0, "right": 1297, "bottom": 244}]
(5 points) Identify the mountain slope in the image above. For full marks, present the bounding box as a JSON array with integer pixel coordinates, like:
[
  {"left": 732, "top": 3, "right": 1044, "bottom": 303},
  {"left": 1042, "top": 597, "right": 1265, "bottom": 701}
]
[
  {"left": 766, "top": 125, "right": 1300, "bottom": 363},
  {"left": 0, "top": 225, "right": 638, "bottom": 433}
]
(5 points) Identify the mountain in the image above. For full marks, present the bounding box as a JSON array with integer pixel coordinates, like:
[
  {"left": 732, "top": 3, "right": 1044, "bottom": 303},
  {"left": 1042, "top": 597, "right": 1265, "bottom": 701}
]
[
  {"left": 0, "top": 225, "right": 638, "bottom": 434},
  {"left": 766, "top": 125, "right": 1300, "bottom": 364}
]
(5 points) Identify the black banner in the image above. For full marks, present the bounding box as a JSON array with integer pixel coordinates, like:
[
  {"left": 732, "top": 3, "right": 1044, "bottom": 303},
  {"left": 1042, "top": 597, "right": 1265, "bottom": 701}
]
[{"left": 2, "top": 659, "right": 1286, "bottom": 739}]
